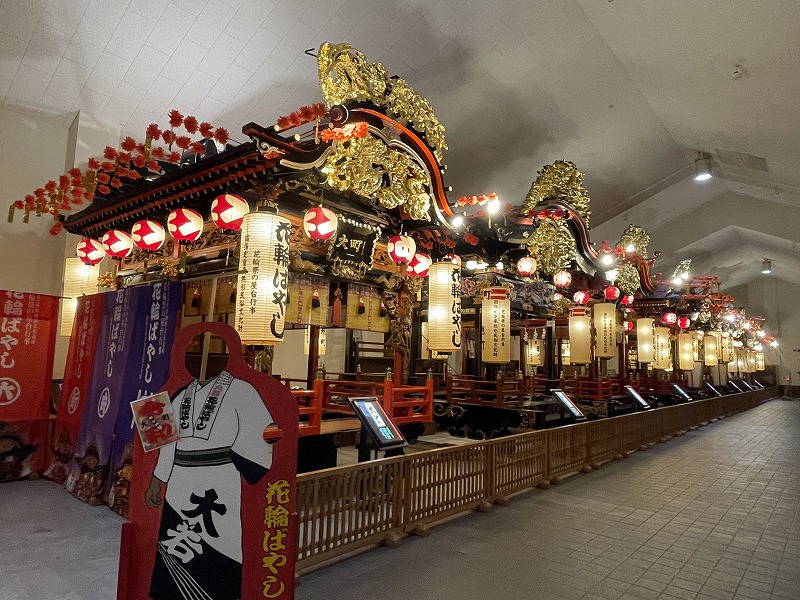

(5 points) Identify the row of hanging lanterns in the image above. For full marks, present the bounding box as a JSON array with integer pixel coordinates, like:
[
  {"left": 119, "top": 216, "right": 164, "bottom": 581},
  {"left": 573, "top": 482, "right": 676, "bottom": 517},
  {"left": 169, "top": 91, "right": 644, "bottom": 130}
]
[{"left": 76, "top": 193, "right": 250, "bottom": 265}]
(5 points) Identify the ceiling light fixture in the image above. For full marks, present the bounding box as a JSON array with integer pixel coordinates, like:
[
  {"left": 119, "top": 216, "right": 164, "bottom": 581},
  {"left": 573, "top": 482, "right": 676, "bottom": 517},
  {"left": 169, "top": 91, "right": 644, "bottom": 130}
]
[
  {"left": 761, "top": 259, "right": 772, "bottom": 275},
  {"left": 694, "top": 152, "right": 713, "bottom": 181}
]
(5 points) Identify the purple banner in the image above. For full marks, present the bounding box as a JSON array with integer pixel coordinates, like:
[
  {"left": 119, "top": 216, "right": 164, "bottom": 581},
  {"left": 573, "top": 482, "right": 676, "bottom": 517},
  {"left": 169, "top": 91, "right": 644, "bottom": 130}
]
[
  {"left": 65, "top": 287, "right": 140, "bottom": 506},
  {"left": 108, "top": 282, "right": 182, "bottom": 516}
]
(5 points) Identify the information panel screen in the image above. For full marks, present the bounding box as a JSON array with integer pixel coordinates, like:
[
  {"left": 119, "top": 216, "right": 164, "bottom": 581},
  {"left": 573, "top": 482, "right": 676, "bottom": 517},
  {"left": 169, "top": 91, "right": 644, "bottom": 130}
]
[
  {"left": 624, "top": 385, "right": 651, "bottom": 409},
  {"left": 752, "top": 379, "right": 764, "bottom": 389},
  {"left": 704, "top": 381, "right": 723, "bottom": 397},
  {"left": 349, "top": 397, "right": 406, "bottom": 449},
  {"left": 737, "top": 379, "right": 753, "bottom": 390},
  {"left": 671, "top": 383, "right": 692, "bottom": 401},
  {"left": 550, "top": 389, "right": 586, "bottom": 419},
  {"left": 728, "top": 381, "right": 743, "bottom": 392}
]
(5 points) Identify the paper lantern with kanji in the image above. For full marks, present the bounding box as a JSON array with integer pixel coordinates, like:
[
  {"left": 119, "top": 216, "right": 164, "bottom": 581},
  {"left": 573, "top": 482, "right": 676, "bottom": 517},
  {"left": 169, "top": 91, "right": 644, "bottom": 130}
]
[
  {"left": 572, "top": 291, "right": 589, "bottom": 305},
  {"left": 236, "top": 211, "right": 291, "bottom": 344},
  {"left": 428, "top": 260, "right": 462, "bottom": 352},
  {"left": 677, "top": 332, "right": 695, "bottom": 370},
  {"left": 76, "top": 238, "right": 105, "bottom": 265},
  {"left": 704, "top": 331, "right": 720, "bottom": 366},
  {"left": 302, "top": 206, "right": 338, "bottom": 241},
  {"left": 553, "top": 270, "right": 572, "bottom": 287},
  {"left": 593, "top": 303, "right": 617, "bottom": 358},
  {"left": 620, "top": 294, "right": 634, "bottom": 306},
  {"left": 100, "top": 230, "right": 134, "bottom": 258},
  {"left": 624, "top": 320, "right": 634, "bottom": 332},
  {"left": 131, "top": 220, "right": 166, "bottom": 251},
  {"left": 167, "top": 208, "right": 204, "bottom": 243},
  {"left": 211, "top": 193, "right": 249, "bottom": 231},
  {"left": 408, "top": 253, "right": 431, "bottom": 277},
  {"left": 387, "top": 234, "right": 416, "bottom": 264},
  {"left": 61, "top": 257, "right": 98, "bottom": 336},
  {"left": 678, "top": 315, "right": 691, "bottom": 329},
  {"left": 482, "top": 287, "right": 510, "bottom": 363},
  {"left": 662, "top": 312, "right": 677, "bottom": 325},
  {"left": 569, "top": 313, "right": 592, "bottom": 364},
  {"left": 516, "top": 256, "right": 537, "bottom": 277},
  {"left": 603, "top": 285, "right": 620, "bottom": 301},
  {"left": 653, "top": 327, "right": 672, "bottom": 370},
  {"left": 637, "top": 318, "right": 655, "bottom": 363}
]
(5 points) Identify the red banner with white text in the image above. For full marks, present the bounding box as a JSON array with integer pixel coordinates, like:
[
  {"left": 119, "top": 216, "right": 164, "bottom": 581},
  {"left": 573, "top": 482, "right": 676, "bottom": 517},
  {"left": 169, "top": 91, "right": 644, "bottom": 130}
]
[{"left": 0, "top": 290, "right": 59, "bottom": 482}]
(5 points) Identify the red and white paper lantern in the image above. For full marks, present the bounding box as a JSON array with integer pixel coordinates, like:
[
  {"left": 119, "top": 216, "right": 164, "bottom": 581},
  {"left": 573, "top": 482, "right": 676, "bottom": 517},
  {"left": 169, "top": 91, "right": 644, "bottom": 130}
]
[
  {"left": 131, "top": 220, "right": 166, "bottom": 252},
  {"left": 408, "top": 252, "right": 432, "bottom": 277},
  {"left": 101, "top": 230, "right": 134, "bottom": 258},
  {"left": 662, "top": 312, "right": 677, "bottom": 325},
  {"left": 76, "top": 238, "right": 105, "bottom": 265},
  {"left": 387, "top": 234, "right": 416, "bottom": 265},
  {"left": 211, "top": 193, "right": 249, "bottom": 231},
  {"left": 604, "top": 285, "right": 620, "bottom": 301},
  {"left": 302, "top": 206, "right": 338, "bottom": 242},
  {"left": 167, "top": 208, "right": 204, "bottom": 243},
  {"left": 516, "top": 256, "right": 537, "bottom": 277},
  {"left": 678, "top": 315, "right": 691, "bottom": 329},
  {"left": 553, "top": 270, "right": 572, "bottom": 287},
  {"left": 572, "top": 290, "right": 589, "bottom": 305}
]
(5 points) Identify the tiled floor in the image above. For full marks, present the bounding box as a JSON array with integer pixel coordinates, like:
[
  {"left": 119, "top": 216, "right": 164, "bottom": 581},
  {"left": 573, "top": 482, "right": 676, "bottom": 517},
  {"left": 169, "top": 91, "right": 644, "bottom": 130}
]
[{"left": 1, "top": 397, "right": 798, "bottom": 599}]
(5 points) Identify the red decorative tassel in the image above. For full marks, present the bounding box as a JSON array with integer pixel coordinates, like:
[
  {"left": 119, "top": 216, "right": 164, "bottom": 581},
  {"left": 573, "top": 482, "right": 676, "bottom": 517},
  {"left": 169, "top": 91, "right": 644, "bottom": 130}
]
[
  {"left": 332, "top": 286, "right": 343, "bottom": 327},
  {"left": 357, "top": 297, "right": 366, "bottom": 315},
  {"left": 379, "top": 301, "right": 387, "bottom": 318},
  {"left": 311, "top": 289, "right": 321, "bottom": 309}
]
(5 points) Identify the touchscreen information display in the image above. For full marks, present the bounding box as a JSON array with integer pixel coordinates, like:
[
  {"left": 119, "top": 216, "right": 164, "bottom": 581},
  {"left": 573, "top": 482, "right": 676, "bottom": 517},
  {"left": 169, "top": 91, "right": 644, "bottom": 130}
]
[
  {"left": 704, "top": 381, "right": 723, "bottom": 397},
  {"left": 551, "top": 389, "right": 585, "bottom": 419},
  {"left": 349, "top": 397, "right": 406, "bottom": 449},
  {"left": 670, "top": 383, "right": 692, "bottom": 401},
  {"left": 624, "top": 385, "right": 651, "bottom": 409},
  {"left": 728, "top": 381, "right": 743, "bottom": 392}
]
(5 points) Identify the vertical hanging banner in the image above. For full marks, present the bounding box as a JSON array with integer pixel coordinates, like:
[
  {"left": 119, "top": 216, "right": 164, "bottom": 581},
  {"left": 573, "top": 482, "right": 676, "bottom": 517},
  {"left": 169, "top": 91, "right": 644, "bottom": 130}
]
[
  {"left": 0, "top": 290, "right": 59, "bottom": 481},
  {"left": 120, "top": 322, "right": 299, "bottom": 600},
  {"left": 652, "top": 327, "right": 672, "bottom": 370},
  {"left": 481, "top": 287, "right": 510, "bottom": 363},
  {"left": 44, "top": 292, "right": 105, "bottom": 483},
  {"left": 65, "top": 287, "right": 139, "bottom": 505},
  {"left": 593, "top": 303, "right": 616, "bottom": 359},
  {"left": 108, "top": 281, "right": 183, "bottom": 517}
]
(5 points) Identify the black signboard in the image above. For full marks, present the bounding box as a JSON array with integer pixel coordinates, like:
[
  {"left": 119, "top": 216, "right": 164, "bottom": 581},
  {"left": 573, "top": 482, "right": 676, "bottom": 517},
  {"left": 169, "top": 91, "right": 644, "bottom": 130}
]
[
  {"left": 624, "top": 385, "right": 651, "bottom": 409},
  {"left": 550, "top": 389, "right": 586, "bottom": 420},
  {"left": 704, "top": 381, "right": 723, "bottom": 397},
  {"left": 327, "top": 216, "right": 380, "bottom": 278}
]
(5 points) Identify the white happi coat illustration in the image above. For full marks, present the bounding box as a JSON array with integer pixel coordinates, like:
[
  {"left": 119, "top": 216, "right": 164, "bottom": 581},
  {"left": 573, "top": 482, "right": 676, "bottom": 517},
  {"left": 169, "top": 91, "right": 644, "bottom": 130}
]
[{"left": 149, "top": 371, "right": 273, "bottom": 600}]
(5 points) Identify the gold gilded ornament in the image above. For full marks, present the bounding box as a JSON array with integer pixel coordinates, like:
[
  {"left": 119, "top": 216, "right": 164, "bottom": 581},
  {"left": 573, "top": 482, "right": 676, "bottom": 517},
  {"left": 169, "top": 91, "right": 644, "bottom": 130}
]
[
  {"left": 158, "top": 258, "right": 179, "bottom": 278},
  {"left": 324, "top": 136, "right": 432, "bottom": 221},
  {"left": 617, "top": 224, "right": 650, "bottom": 257},
  {"left": 317, "top": 42, "right": 447, "bottom": 163},
  {"left": 97, "top": 271, "right": 116, "bottom": 288},
  {"left": 527, "top": 220, "right": 575, "bottom": 275},
  {"left": 523, "top": 160, "right": 591, "bottom": 227},
  {"left": 551, "top": 297, "right": 572, "bottom": 315},
  {"left": 615, "top": 263, "right": 641, "bottom": 296}
]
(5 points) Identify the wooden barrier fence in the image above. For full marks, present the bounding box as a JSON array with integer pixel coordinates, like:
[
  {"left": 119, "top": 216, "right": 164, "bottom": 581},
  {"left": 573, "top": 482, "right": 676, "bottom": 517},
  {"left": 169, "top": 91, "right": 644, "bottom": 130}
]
[{"left": 294, "top": 387, "right": 777, "bottom": 574}]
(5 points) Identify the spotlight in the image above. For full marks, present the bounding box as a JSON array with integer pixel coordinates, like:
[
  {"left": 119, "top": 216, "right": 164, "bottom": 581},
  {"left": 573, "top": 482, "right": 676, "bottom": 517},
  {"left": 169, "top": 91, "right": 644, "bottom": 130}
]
[
  {"left": 451, "top": 215, "right": 464, "bottom": 227},
  {"left": 694, "top": 153, "right": 713, "bottom": 181},
  {"left": 761, "top": 259, "right": 772, "bottom": 274},
  {"left": 486, "top": 198, "right": 500, "bottom": 214}
]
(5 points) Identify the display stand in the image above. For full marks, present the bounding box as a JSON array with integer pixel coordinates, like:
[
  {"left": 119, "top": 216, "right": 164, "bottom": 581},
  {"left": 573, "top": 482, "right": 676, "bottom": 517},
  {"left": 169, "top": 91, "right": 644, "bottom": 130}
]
[
  {"left": 549, "top": 389, "right": 587, "bottom": 422},
  {"left": 704, "top": 381, "right": 723, "bottom": 397},
  {"left": 624, "top": 385, "right": 652, "bottom": 410},
  {"left": 348, "top": 397, "right": 407, "bottom": 462}
]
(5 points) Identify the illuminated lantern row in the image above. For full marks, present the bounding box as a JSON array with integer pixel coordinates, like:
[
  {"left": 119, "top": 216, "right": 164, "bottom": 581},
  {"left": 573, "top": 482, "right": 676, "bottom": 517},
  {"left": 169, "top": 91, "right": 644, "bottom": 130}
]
[
  {"left": 428, "top": 259, "right": 461, "bottom": 352},
  {"left": 482, "top": 287, "right": 510, "bottom": 363},
  {"left": 235, "top": 211, "right": 291, "bottom": 345},
  {"left": 302, "top": 205, "right": 338, "bottom": 241},
  {"left": 387, "top": 234, "right": 416, "bottom": 265},
  {"left": 77, "top": 193, "right": 251, "bottom": 264},
  {"left": 408, "top": 252, "right": 431, "bottom": 277},
  {"left": 516, "top": 256, "right": 537, "bottom": 277}
]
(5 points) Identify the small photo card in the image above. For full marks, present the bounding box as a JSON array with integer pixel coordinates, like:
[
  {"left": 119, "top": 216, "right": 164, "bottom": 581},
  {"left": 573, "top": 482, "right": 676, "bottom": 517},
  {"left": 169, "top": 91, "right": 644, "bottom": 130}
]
[{"left": 131, "top": 391, "right": 181, "bottom": 452}]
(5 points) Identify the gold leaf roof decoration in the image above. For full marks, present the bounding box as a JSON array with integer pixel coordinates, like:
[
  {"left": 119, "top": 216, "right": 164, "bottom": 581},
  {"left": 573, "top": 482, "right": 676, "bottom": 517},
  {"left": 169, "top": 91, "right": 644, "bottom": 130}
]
[
  {"left": 317, "top": 42, "right": 447, "bottom": 163},
  {"left": 522, "top": 160, "right": 591, "bottom": 228},
  {"left": 615, "top": 263, "right": 641, "bottom": 296},
  {"left": 527, "top": 220, "right": 576, "bottom": 275},
  {"left": 617, "top": 224, "right": 650, "bottom": 258}
]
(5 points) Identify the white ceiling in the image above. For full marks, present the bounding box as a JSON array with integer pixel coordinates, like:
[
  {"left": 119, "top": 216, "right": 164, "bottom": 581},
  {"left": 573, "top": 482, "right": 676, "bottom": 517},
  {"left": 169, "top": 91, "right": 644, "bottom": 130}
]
[{"left": 2, "top": 0, "right": 799, "bottom": 291}]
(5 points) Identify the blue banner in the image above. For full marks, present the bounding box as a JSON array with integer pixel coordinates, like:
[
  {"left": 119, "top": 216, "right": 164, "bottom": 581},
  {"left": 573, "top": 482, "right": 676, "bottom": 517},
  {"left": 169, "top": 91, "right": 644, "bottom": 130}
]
[{"left": 108, "top": 281, "right": 182, "bottom": 516}]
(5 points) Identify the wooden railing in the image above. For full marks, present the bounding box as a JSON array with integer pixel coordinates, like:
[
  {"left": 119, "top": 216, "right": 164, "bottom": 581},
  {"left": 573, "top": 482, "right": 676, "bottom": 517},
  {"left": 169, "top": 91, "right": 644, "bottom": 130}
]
[
  {"left": 446, "top": 374, "right": 525, "bottom": 406},
  {"left": 294, "top": 387, "right": 777, "bottom": 574}
]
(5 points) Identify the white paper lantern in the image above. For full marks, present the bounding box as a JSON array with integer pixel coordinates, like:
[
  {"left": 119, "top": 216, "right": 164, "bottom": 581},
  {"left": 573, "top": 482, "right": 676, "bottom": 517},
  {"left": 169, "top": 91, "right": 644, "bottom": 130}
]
[
  {"left": 516, "top": 256, "right": 536, "bottom": 277},
  {"left": 569, "top": 314, "right": 592, "bottom": 364},
  {"left": 235, "top": 211, "right": 291, "bottom": 344},
  {"left": 525, "top": 335, "right": 542, "bottom": 371},
  {"left": 653, "top": 326, "right": 672, "bottom": 370},
  {"left": 428, "top": 260, "right": 461, "bottom": 352},
  {"left": 720, "top": 333, "right": 735, "bottom": 363},
  {"left": 593, "top": 303, "right": 616, "bottom": 358},
  {"left": 76, "top": 238, "right": 105, "bottom": 265},
  {"left": 61, "top": 258, "right": 99, "bottom": 337},
  {"left": 167, "top": 208, "right": 204, "bottom": 243},
  {"left": 481, "top": 287, "right": 510, "bottom": 363},
  {"left": 637, "top": 318, "right": 654, "bottom": 363},
  {"left": 677, "top": 332, "right": 695, "bottom": 371},
  {"left": 211, "top": 193, "right": 249, "bottom": 231},
  {"left": 553, "top": 270, "right": 572, "bottom": 287},
  {"left": 100, "top": 230, "right": 134, "bottom": 258},
  {"left": 754, "top": 351, "right": 765, "bottom": 371},
  {"left": 704, "top": 331, "right": 720, "bottom": 366}
]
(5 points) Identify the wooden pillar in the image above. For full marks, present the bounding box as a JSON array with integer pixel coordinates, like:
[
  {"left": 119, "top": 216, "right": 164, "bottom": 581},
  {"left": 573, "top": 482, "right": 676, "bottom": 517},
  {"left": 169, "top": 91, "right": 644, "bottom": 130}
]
[
  {"left": 545, "top": 318, "right": 557, "bottom": 391},
  {"left": 306, "top": 325, "right": 320, "bottom": 389}
]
